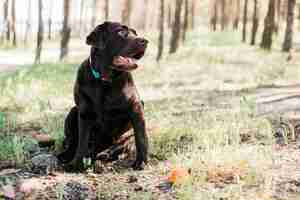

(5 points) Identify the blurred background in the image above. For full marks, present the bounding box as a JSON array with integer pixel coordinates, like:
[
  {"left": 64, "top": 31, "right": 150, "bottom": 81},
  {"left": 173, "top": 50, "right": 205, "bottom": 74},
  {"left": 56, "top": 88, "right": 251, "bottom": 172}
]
[{"left": 0, "top": 0, "right": 299, "bottom": 65}]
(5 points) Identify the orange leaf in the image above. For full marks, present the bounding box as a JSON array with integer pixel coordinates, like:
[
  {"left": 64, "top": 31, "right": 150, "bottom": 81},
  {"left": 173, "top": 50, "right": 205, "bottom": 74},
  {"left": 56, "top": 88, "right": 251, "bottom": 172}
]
[{"left": 167, "top": 167, "right": 190, "bottom": 184}]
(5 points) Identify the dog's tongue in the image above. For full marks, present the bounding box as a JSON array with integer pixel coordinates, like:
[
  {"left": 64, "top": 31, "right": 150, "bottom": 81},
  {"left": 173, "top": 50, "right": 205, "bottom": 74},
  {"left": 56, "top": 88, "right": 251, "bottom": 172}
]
[{"left": 113, "top": 56, "right": 138, "bottom": 68}]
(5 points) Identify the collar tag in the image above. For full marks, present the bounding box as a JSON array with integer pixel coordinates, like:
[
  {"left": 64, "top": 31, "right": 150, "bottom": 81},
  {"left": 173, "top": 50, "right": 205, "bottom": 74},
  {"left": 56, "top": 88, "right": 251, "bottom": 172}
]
[
  {"left": 91, "top": 67, "right": 101, "bottom": 79},
  {"left": 89, "top": 56, "right": 101, "bottom": 79}
]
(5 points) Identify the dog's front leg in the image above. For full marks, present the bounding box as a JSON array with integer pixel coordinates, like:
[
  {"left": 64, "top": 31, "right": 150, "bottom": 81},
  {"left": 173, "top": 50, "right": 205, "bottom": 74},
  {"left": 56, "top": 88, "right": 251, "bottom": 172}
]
[
  {"left": 130, "top": 102, "right": 148, "bottom": 170},
  {"left": 70, "top": 106, "right": 95, "bottom": 170}
]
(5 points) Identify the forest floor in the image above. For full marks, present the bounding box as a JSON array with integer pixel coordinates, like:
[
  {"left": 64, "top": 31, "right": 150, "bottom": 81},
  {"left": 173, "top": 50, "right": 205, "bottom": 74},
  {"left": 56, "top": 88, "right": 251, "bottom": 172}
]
[{"left": 1, "top": 29, "right": 300, "bottom": 199}]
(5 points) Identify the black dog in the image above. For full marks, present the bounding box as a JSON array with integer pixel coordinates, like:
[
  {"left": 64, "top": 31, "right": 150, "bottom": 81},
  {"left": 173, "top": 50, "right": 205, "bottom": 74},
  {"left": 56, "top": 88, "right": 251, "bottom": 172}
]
[{"left": 57, "top": 22, "right": 149, "bottom": 170}]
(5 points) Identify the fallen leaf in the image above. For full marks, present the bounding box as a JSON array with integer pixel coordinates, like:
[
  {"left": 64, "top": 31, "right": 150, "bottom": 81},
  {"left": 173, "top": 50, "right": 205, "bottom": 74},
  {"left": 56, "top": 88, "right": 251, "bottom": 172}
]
[{"left": 167, "top": 167, "right": 190, "bottom": 184}]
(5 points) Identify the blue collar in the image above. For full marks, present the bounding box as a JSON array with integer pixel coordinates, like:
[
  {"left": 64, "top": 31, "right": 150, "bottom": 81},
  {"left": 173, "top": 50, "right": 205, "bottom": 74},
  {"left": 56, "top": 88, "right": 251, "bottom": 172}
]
[
  {"left": 89, "top": 57, "right": 101, "bottom": 79},
  {"left": 91, "top": 67, "right": 101, "bottom": 79}
]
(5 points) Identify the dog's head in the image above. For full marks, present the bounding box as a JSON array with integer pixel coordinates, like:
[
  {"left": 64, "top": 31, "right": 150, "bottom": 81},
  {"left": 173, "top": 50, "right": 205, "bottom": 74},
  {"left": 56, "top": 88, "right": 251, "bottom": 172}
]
[{"left": 86, "top": 22, "right": 148, "bottom": 72}]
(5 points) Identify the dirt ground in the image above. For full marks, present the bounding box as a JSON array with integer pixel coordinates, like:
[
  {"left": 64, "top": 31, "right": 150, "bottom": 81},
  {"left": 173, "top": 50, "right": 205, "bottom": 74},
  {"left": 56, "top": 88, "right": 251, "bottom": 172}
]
[
  {"left": 2, "top": 41, "right": 300, "bottom": 199},
  {"left": 1, "top": 63, "right": 300, "bottom": 199}
]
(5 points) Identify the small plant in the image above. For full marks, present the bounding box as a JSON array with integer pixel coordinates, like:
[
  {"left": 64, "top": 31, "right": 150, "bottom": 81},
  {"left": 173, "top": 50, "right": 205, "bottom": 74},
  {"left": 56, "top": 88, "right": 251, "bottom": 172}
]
[
  {"left": 56, "top": 182, "right": 65, "bottom": 200},
  {"left": 0, "top": 135, "right": 37, "bottom": 165},
  {"left": 0, "top": 112, "right": 5, "bottom": 130}
]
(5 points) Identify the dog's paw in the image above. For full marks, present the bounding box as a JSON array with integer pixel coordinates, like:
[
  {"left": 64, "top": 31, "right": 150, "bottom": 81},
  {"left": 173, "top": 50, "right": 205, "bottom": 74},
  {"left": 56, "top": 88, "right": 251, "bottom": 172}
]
[
  {"left": 56, "top": 153, "right": 70, "bottom": 164},
  {"left": 132, "top": 159, "right": 146, "bottom": 170},
  {"left": 63, "top": 159, "right": 86, "bottom": 172}
]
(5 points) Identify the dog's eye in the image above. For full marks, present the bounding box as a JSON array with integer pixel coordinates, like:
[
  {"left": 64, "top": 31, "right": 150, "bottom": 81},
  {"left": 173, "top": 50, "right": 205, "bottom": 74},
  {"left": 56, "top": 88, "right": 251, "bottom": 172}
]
[{"left": 118, "top": 30, "right": 128, "bottom": 38}]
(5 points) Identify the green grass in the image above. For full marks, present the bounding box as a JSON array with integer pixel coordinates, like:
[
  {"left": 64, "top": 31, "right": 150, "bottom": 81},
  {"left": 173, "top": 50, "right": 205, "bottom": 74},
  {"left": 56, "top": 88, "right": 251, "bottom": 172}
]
[
  {"left": 0, "top": 135, "right": 37, "bottom": 165},
  {"left": 0, "top": 26, "right": 299, "bottom": 199}
]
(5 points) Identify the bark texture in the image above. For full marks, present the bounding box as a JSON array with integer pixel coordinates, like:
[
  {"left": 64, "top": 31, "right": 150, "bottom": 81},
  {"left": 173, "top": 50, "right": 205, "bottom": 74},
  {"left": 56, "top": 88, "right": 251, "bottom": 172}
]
[
  {"left": 182, "top": 0, "right": 189, "bottom": 41},
  {"left": 35, "top": 0, "right": 44, "bottom": 64},
  {"left": 157, "top": 0, "right": 165, "bottom": 61},
  {"left": 260, "top": 0, "right": 276, "bottom": 50},
  {"left": 169, "top": 0, "right": 183, "bottom": 54},
  {"left": 11, "top": 0, "right": 16, "bottom": 46},
  {"left": 242, "top": 0, "right": 249, "bottom": 42},
  {"left": 282, "top": 0, "right": 296, "bottom": 52},
  {"left": 250, "top": 0, "right": 259, "bottom": 45},
  {"left": 233, "top": 0, "right": 241, "bottom": 29},
  {"left": 60, "top": 0, "right": 71, "bottom": 60},
  {"left": 210, "top": 0, "right": 218, "bottom": 31}
]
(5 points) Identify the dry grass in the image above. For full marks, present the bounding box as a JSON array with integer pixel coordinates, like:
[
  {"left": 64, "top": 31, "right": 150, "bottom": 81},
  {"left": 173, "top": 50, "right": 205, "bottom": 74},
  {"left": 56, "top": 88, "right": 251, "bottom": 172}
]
[{"left": 1, "top": 27, "right": 300, "bottom": 199}]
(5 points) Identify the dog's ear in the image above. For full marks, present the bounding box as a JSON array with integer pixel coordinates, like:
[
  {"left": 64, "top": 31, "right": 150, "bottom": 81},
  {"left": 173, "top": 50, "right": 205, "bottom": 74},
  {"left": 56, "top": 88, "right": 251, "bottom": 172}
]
[
  {"left": 129, "top": 28, "right": 137, "bottom": 36},
  {"left": 86, "top": 22, "right": 108, "bottom": 50}
]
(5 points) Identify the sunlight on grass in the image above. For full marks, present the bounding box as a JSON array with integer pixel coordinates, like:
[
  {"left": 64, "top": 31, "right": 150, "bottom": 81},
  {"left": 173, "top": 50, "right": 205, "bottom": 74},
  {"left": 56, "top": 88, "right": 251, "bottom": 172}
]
[{"left": 1, "top": 26, "right": 299, "bottom": 199}]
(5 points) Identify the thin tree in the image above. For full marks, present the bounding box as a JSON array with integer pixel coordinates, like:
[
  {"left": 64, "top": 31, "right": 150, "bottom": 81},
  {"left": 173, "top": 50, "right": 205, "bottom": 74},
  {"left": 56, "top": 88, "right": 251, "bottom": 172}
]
[
  {"left": 48, "top": 0, "right": 53, "bottom": 40},
  {"left": 169, "top": 0, "right": 183, "bottom": 54},
  {"left": 282, "top": 0, "right": 296, "bottom": 52},
  {"left": 242, "top": 0, "right": 249, "bottom": 42},
  {"left": 24, "top": 0, "right": 32, "bottom": 45},
  {"left": 11, "top": 0, "right": 16, "bottom": 46},
  {"left": 122, "top": 0, "right": 132, "bottom": 26},
  {"left": 220, "top": 0, "right": 227, "bottom": 30},
  {"left": 141, "top": 0, "right": 148, "bottom": 30},
  {"left": 3, "top": 0, "right": 10, "bottom": 42},
  {"left": 79, "top": 0, "right": 84, "bottom": 35},
  {"left": 233, "top": 0, "right": 241, "bottom": 29},
  {"left": 157, "top": 0, "right": 165, "bottom": 61},
  {"left": 104, "top": 0, "right": 109, "bottom": 20},
  {"left": 260, "top": 0, "right": 276, "bottom": 50},
  {"left": 250, "top": 0, "right": 259, "bottom": 45},
  {"left": 191, "top": 0, "right": 196, "bottom": 29},
  {"left": 60, "top": 0, "right": 71, "bottom": 60},
  {"left": 91, "top": 0, "right": 98, "bottom": 28},
  {"left": 182, "top": 0, "right": 189, "bottom": 41},
  {"left": 210, "top": 0, "right": 218, "bottom": 31},
  {"left": 281, "top": 0, "right": 288, "bottom": 21},
  {"left": 35, "top": 0, "right": 44, "bottom": 64}
]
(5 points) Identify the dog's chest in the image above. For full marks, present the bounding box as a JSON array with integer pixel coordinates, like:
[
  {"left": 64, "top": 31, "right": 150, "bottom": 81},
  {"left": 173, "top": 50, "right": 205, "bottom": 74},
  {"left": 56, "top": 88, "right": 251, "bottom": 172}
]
[{"left": 80, "top": 84, "right": 134, "bottom": 111}]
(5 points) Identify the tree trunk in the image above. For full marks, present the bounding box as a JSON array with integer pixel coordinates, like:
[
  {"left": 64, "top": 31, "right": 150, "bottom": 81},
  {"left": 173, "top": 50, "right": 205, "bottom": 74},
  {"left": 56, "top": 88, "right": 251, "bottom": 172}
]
[
  {"left": 104, "top": 0, "right": 109, "bottom": 20},
  {"left": 11, "top": 0, "right": 16, "bottom": 46},
  {"left": 48, "top": 0, "right": 53, "bottom": 40},
  {"left": 242, "top": 0, "right": 249, "bottom": 42},
  {"left": 250, "top": 0, "right": 259, "bottom": 45},
  {"left": 182, "top": 0, "right": 189, "bottom": 42},
  {"left": 233, "top": 0, "right": 241, "bottom": 30},
  {"left": 210, "top": 0, "right": 218, "bottom": 31},
  {"left": 91, "top": 0, "right": 98, "bottom": 28},
  {"left": 191, "top": 0, "right": 195, "bottom": 29},
  {"left": 282, "top": 0, "right": 296, "bottom": 52},
  {"left": 79, "top": 0, "right": 84, "bottom": 35},
  {"left": 3, "top": 0, "right": 10, "bottom": 42},
  {"left": 24, "top": 0, "right": 32, "bottom": 45},
  {"left": 260, "top": 0, "right": 276, "bottom": 50},
  {"left": 60, "top": 0, "right": 71, "bottom": 60},
  {"left": 35, "top": 0, "right": 44, "bottom": 64},
  {"left": 122, "top": 0, "right": 132, "bottom": 26},
  {"left": 141, "top": 0, "right": 148, "bottom": 30},
  {"left": 220, "top": 0, "right": 227, "bottom": 30},
  {"left": 169, "top": 0, "right": 183, "bottom": 54},
  {"left": 156, "top": 0, "right": 165, "bottom": 61}
]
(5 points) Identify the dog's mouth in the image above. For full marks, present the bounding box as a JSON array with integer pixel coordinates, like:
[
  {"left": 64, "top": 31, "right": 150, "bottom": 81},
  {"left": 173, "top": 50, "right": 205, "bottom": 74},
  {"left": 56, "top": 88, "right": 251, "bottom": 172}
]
[{"left": 112, "top": 49, "right": 145, "bottom": 72}]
